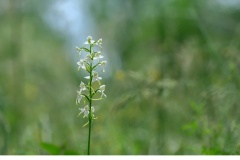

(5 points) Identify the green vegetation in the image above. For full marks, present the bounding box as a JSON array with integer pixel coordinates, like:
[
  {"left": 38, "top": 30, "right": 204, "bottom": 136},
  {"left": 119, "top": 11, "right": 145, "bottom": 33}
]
[{"left": 0, "top": 0, "right": 240, "bottom": 155}]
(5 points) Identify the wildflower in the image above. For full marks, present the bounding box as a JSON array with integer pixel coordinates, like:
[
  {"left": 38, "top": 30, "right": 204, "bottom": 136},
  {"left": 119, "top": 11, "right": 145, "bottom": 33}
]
[
  {"left": 93, "top": 51, "right": 104, "bottom": 60},
  {"left": 77, "top": 59, "right": 86, "bottom": 70},
  {"left": 79, "top": 105, "right": 90, "bottom": 117},
  {"left": 98, "top": 85, "right": 106, "bottom": 98},
  {"left": 92, "top": 71, "right": 102, "bottom": 82},
  {"left": 84, "top": 71, "right": 102, "bottom": 83},
  {"left": 80, "top": 82, "right": 87, "bottom": 92},
  {"left": 84, "top": 36, "right": 94, "bottom": 45},
  {"left": 97, "top": 38, "right": 102, "bottom": 45},
  {"left": 75, "top": 36, "right": 107, "bottom": 154},
  {"left": 87, "top": 36, "right": 92, "bottom": 43},
  {"left": 86, "top": 54, "right": 93, "bottom": 63},
  {"left": 76, "top": 46, "right": 82, "bottom": 56},
  {"left": 91, "top": 106, "right": 95, "bottom": 112},
  {"left": 100, "top": 61, "right": 107, "bottom": 72},
  {"left": 76, "top": 92, "right": 84, "bottom": 104},
  {"left": 78, "top": 105, "right": 95, "bottom": 118}
]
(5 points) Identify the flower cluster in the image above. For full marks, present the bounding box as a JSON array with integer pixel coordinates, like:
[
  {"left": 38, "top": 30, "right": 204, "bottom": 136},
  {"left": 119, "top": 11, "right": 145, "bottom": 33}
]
[{"left": 76, "top": 36, "right": 107, "bottom": 125}]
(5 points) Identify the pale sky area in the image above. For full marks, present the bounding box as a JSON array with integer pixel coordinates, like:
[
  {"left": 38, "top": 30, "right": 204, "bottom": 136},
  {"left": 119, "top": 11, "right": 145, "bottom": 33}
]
[
  {"left": 40, "top": 0, "right": 240, "bottom": 79},
  {"left": 42, "top": 0, "right": 118, "bottom": 78}
]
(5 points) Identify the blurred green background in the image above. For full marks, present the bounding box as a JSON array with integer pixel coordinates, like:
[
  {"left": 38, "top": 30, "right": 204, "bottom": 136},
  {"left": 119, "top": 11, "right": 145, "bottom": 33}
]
[{"left": 1, "top": 0, "right": 240, "bottom": 155}]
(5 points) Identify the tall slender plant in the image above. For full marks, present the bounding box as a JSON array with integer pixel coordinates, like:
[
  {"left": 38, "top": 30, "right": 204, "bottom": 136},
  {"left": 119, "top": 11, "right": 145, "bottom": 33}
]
[{"left": 75, "top": 36, "right": 107, "bottom": 155}]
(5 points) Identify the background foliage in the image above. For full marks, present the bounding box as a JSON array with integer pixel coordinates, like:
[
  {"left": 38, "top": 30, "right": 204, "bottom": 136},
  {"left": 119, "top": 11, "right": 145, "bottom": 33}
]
[{"left": 0, "top": 0, "right": 240, "bottom": 155}]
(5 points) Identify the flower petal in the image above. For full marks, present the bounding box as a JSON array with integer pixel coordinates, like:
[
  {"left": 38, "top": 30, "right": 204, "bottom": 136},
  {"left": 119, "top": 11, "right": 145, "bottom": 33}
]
[{"left": 84, "top": 76, "right": 90, "bottom": 79}]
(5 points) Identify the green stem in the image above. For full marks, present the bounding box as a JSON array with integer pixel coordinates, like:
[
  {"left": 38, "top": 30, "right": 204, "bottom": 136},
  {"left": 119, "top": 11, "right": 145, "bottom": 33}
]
[
  {"left": 87, "top": 45, "right": 93, "bottom": 155},
  {"left": 87, "top": 103, "right": 92, "bottom": 155}
]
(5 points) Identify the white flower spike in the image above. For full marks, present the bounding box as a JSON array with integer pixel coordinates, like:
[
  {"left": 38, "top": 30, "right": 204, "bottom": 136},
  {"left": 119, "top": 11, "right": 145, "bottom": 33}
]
[
  {"left": 75, "top": 35, "right": 107, "bottom": 155},
  {"left": 76, "top": 36, "right": 106, "bottom": 127}
]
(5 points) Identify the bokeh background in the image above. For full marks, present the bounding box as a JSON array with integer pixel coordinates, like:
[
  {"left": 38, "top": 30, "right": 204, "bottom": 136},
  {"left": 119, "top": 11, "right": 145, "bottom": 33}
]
[{"left": 1, "top": 0, "right": 240, "bottom": 155}]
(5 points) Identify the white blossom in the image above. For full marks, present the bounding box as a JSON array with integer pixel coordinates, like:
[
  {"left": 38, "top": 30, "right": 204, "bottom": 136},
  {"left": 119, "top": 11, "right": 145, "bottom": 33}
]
[
  {"left": 86, "top": 54, "right": 93, "bottom": 63},
  {"left": 79, "top": 105, "right": 89, "bottom": 117},
  {"left": 97, "top": 38, "right": 102, "bottom": 45},
  {"left": 84, "top": 71, "right": 102, "bottom": 82},
  {"left": 76, "top": 47, "right": 82, "bottom": 56},
  {"left": 84, "top": 76, "right": 90, "bottom": 80},
  {"left": 87, "top": 36, "right": 92, "bottom": 42},
  {"left": 92, "top": 71, "right": 102, "bottom": 82},
  {"left": 94, "top": 51, "right": 104, "bottom": 60},
  {"left": 77, "top": 59, "right": 86, "bottom": 70},
  {"left": 98, "top": 85, "right": 106, "bottom": 98},
  {"left": 80, "top": 81, "right": 87, "bottom": 92},
  {"left": 78, "top": 105, "right": 95, "bottom": 118},
  {"left": 100, "top": 61, "right": 107, "bottom": 72},
  {"left": 76, "top": 91, "right": 84, "bottom": 104},
  {"left": 91, "top": 106, "right": 95, "bottom": 112},
  {"left": 84, "top": 36, "right": 95, "bottom": 45}
]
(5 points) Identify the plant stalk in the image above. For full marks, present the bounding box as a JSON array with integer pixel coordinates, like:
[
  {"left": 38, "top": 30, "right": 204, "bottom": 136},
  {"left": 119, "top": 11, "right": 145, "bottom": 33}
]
[
  {"left": 87, "top": 106, "right": 92, "bottom": 155},
  {"left": 87, "top": 95, "right": 92, "bottom": 155},
  {"left": 87, "top": 46, "right": 93, "bottom": 155}
]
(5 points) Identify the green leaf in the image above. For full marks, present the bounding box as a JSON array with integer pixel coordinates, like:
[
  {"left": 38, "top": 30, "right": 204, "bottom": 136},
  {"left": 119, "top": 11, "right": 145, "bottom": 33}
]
[
  {"left": 64, "top": 150, "right": 79, "bottom": 155},
  {"left": 80, "top": 47, "right": 90, "bottom": 53},
  {"left": 40, "top": 142, "right": 61, "bottom": 155},
  {"left": 75, "top": 46, "right": 82, "bottom": 51}
]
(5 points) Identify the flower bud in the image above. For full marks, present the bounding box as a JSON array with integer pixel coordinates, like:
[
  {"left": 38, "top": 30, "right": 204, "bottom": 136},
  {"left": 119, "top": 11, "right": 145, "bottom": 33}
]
[
  {"left": 87, "top": 36, "right": 92, "bottom": 43},
  {"left": 97, "top": 38, "right": 102, "bottom": 45}
]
